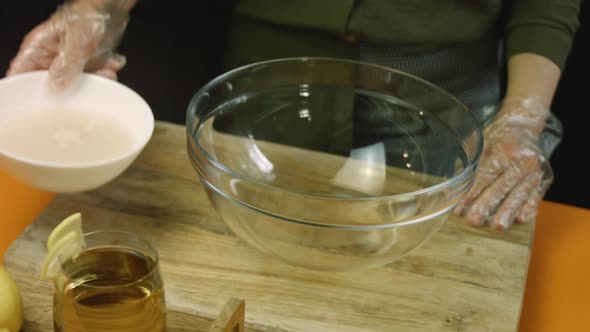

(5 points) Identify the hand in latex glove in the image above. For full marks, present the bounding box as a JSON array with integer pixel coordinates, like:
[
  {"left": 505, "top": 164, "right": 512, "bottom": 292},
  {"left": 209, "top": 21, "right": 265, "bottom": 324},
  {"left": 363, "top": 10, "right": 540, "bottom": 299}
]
[
  {"left": 455, "top": 97, "right": 553, "bottom": 230},
  {"left": 6, "top": 1, "right": 129, "bottom": 91}
]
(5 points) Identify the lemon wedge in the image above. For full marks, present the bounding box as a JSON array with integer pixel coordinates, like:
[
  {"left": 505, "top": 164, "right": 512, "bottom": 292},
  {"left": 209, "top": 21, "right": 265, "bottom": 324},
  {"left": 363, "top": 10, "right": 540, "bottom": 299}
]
[
  {"left": 40, "top": 213, "right": 87, "bottom": 280},
  {"left": 0, "top": 266, "right": 24, "bottom": 332},
  {"left": 47, "top": 212, "right": 83, "bottom": 251},
  {"left": 40, "top": 231, "right": 85, "bottom": 280}
]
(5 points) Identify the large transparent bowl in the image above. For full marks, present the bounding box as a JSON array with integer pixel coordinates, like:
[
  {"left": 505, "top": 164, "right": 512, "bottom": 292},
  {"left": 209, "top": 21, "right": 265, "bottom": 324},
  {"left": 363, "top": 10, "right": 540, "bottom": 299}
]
[{"left": 187, "top": 58, "right": 483, "bottom": 271}]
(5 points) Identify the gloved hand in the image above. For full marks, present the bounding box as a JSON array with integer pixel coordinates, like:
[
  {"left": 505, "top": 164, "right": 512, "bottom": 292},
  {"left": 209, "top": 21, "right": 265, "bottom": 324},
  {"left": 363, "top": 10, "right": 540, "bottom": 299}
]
[
  {"left": 454, "top": 97, "right": 553, "bottom": 230},
  {"left": 6, "top": 1, "right": 130, "bottom": 91}
]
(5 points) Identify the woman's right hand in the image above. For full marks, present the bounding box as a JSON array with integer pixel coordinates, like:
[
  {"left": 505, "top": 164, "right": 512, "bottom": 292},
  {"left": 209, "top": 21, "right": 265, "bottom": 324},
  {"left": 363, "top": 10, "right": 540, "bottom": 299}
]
[{"left": 6, "top": 1, "right": 130, "bottom": 92}]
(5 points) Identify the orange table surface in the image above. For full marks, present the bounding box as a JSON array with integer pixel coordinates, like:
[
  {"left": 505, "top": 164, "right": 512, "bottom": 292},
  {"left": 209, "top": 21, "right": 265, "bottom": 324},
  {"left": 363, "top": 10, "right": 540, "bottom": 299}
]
[
  {"left": 1, "top": 171, "right": 589, "bottom": 332},
  {"left": 0, "top": 170, "right": 54, "bottom": 259}
]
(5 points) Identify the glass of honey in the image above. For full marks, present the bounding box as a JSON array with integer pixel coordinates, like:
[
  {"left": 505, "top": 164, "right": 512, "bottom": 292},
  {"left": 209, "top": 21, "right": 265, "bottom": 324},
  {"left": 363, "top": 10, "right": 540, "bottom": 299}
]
[{"left": 52, "top": 231, "right": 166, "bottom": 332}]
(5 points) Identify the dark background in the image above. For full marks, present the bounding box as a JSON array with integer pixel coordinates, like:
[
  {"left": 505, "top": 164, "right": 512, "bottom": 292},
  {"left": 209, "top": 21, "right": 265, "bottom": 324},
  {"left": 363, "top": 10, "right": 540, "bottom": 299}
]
[{"left": 1, "top": 1, "right": 588, "bottom": 209}]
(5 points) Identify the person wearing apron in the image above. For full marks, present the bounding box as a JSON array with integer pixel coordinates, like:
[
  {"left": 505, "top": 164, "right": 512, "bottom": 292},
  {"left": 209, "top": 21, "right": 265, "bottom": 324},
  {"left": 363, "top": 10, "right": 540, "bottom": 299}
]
[{"left": 6, "top": 0, "right": 581, "bottom": 231}]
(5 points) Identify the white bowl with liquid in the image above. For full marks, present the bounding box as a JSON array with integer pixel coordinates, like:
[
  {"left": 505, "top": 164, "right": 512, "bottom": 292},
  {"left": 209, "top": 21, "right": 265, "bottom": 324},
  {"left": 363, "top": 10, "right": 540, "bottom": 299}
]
[{"left": 0, "top": 71, "right": 154, "bottom": 193}]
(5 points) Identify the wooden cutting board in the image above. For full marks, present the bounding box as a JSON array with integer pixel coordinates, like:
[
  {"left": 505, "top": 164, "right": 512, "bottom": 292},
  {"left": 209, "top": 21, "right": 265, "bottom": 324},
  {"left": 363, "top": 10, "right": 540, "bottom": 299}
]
[{"left": 3, "top": 121, "right": 534, "bottom": 332}]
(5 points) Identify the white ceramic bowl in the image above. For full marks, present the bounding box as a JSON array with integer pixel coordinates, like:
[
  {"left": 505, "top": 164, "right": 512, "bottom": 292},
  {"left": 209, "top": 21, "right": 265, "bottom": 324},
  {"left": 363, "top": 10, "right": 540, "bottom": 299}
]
[{"left": 0, "top": 71, "right": 154, "bottom": 193}]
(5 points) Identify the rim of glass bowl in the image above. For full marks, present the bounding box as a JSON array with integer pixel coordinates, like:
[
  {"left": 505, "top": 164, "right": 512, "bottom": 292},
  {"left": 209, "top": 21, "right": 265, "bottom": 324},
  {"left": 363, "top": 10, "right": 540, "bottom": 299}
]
[{"left": 186, "top": 57, "right": 483, "bottom": 229}]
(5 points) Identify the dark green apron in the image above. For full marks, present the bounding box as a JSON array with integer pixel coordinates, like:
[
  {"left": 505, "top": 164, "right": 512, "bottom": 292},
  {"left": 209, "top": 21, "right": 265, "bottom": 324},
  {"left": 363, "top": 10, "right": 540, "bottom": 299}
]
[{"left": 222, "top": 16, "right": 561, "bottom": 163}]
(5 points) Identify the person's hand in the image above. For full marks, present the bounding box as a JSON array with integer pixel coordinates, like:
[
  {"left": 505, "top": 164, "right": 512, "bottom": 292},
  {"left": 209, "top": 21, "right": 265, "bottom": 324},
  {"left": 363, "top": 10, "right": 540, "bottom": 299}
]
[
  {"left": 6, "top": 1, "right": 129, "bottom": 91},
  {"left": 454, "top": 97, "right": 553, "bottom": 230}
]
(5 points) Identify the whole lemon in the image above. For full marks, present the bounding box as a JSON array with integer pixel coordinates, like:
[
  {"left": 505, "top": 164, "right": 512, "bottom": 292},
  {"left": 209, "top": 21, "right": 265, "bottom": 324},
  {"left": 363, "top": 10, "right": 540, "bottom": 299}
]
[{"left": 0, "top": 266, "right": 24, "bottom": 332}]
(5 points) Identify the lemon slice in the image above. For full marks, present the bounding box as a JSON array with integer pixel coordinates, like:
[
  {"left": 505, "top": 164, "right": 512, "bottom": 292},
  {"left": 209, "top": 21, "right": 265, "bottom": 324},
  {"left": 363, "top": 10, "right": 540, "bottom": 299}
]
[
  {"left": 40, "top": 231, "right": 86, "bottom": 280},
  {"left": 47, "top": 213, "right": 83, "bottom": 251}
]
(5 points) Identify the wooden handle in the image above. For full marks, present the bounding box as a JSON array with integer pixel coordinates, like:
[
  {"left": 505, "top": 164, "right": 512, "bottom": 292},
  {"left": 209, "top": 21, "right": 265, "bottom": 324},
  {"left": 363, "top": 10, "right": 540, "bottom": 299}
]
[{"left": 208, "top": 297, "right": 246, "bottom": 332}]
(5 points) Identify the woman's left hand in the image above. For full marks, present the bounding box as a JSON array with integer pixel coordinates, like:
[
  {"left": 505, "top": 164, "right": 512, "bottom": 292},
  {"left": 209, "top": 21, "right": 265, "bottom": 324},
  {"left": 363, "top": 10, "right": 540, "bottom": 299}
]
[{"left": 454, "top": 97, "right": 553, "bottom": 230}]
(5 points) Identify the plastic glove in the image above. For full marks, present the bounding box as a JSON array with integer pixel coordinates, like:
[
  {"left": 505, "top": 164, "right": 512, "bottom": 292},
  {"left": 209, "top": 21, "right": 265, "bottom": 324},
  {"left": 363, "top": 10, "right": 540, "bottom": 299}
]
[
  {"left": 454, "top": 97, "right": 553, "bottom": 230},
  {"left": 6, "top": 1, "right": 129, "bottom": 91}
]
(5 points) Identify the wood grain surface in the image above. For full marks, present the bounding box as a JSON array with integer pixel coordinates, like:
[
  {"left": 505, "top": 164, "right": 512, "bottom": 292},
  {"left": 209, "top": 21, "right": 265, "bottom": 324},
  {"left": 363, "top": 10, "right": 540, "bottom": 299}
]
[{"left": 4, "top": 122, "right": 533, "bottom": 332}]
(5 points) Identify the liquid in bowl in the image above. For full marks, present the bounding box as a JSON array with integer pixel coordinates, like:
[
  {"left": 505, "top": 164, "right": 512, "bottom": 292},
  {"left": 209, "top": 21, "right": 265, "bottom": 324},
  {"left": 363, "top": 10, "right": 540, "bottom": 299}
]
[{"left": 0, "top": 108, "right": 135, "bottom": 164}]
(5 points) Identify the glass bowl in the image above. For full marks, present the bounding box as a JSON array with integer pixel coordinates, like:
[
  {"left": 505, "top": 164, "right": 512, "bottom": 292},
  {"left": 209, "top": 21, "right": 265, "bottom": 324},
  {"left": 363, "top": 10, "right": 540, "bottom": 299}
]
[{"left": 186, "top": 58, "right": 483, "bottom": 271}]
